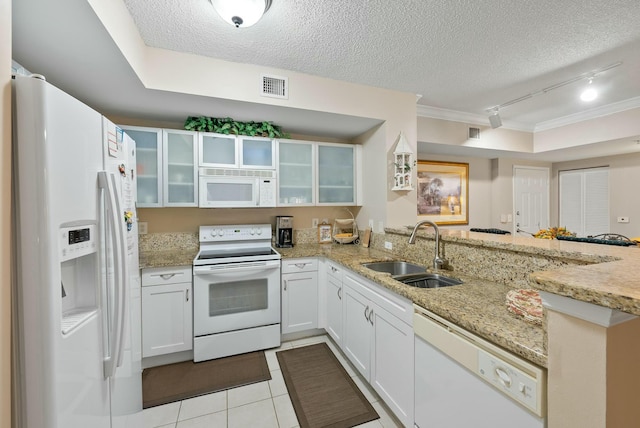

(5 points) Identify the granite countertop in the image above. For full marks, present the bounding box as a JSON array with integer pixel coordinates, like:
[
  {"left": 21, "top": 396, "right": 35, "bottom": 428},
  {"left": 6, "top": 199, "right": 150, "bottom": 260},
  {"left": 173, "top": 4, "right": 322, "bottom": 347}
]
[
  {"left": 278, "top": 244, "right": 547, "bottom": 368},
  {"left": 387, "top": 227, "right": 640, "bottom": 317},
  {"left": 139, "top": 249, "right": 197, "bottom": 269}
]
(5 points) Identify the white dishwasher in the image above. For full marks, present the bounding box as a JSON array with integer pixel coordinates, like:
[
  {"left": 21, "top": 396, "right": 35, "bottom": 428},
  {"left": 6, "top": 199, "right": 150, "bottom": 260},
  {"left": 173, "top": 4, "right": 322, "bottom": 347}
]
[{"left": 414, "top": 306, "right": 546, "bottom": 428}]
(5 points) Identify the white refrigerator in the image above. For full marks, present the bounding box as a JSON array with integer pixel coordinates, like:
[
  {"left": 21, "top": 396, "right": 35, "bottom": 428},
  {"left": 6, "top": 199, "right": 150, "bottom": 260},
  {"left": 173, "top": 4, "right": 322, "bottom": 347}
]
[{"left": 13, "top": 74, "right": 142, "bottom": 428}]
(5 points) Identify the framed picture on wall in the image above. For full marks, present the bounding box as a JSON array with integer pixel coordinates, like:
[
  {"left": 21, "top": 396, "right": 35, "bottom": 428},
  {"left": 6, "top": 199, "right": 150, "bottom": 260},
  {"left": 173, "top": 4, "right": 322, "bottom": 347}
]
[{"left": 416, "top": 160, "right": 469, "bottom": 225}]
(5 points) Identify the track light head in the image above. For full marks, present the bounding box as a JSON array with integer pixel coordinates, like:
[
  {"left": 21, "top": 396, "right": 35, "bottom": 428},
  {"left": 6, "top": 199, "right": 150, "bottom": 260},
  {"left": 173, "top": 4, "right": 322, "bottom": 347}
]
[{"left": 489, "top": 110, "right": 502, "bottom": 129}]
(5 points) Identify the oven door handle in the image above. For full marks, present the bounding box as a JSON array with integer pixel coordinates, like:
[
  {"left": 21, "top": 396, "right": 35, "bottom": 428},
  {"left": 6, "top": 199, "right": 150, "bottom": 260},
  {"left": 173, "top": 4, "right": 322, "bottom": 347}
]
[{"left": 193, "top": 261, "right": 280, "bottom": 275}]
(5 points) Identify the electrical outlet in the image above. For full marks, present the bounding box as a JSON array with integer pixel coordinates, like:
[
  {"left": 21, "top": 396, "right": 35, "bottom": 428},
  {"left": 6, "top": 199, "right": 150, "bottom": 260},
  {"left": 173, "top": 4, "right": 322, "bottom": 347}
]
[
  {"left": 312, "top": 218, "right": 319, "bottom": 228},
  {"left": 384, "top": 241, "right": 393, "bottom": 250},
  {"left": 368, "top": 219, "right": 374, "bottom": 229},
  {"left": 378, "top": 221, "right": 384, "bottom": 233},
  {"left": 138, "top": 222, "right": 148, "bottom": 235},
  {"left": 617, "top": 216, "right": 630, "bottom": 223}
]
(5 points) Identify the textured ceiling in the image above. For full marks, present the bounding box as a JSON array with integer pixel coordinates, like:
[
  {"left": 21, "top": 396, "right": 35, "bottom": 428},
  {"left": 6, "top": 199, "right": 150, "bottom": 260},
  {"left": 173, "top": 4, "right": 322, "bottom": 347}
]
[
  {"left": 123, "top": 0, "right": 640, "bottom": 127},
  {"left": 11, "top": 0, "right": 640, "bottom": 158}
]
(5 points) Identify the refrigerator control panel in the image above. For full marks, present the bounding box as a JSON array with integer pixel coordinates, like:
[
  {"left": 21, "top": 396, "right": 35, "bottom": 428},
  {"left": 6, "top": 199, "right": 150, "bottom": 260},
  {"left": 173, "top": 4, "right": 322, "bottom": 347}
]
[{"left": 60, "top": 224, "right": 97, "bottom": 262}]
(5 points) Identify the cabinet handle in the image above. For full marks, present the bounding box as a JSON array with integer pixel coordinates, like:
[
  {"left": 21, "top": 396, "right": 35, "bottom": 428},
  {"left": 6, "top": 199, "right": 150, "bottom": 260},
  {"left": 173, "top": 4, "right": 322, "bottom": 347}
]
[
  {"left": 284, "top": 279, "right": 288, "bottom": 291},
  {"left": 368, "top": 308, "right": 374, "bottom": 326},
  {"left": 331, "top": 266, "right": 337, "bottom": 273},
  {"left": 364, "top": 305, "right": 369, "bottom": 321},
  {"left": 186, "top": 289, "right": 189, "bottom": 302},
  {"left": 337, "top": 287, "right": 342, "bottom": 300},
  {"left": 294, "top": 263, "right": 308, "bottom": 269},
  {"left": 159, "top": 273, "right": 176, "bottom": 280}
]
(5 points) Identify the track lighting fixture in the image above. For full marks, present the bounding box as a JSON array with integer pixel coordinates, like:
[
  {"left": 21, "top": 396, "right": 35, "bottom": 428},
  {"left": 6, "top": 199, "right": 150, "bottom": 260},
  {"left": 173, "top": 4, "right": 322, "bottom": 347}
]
[
  {"left": 210, "top": 0, "right": 272, "bottom": 28},
  {"left": 485, "top": 61, "right": 622, "bottom": 124}
]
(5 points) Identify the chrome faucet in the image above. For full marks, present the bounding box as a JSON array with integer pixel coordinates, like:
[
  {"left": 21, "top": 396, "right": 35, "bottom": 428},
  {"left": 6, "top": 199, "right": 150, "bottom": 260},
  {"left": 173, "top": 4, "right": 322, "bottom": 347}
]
[{"left": 408, "top": 220, "right": 448, "bottom": 270}]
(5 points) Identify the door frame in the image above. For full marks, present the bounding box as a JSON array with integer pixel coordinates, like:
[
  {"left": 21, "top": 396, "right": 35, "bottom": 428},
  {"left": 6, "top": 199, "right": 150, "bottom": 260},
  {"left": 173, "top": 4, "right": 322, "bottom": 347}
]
[{"left": 512, "top": 165, "right": 550, "bottom": 235}]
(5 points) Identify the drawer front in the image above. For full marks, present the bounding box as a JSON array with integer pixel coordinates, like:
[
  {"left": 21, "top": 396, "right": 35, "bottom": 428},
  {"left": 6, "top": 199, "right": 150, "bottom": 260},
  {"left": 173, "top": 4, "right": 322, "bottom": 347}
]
[
  {"left": 142, "top": 265, "right": 192, "bottom": 286},
  {"left": 326, "top": 260, "right": 344, "bottom": 281},
  {"left": 281, "top": 258, "right": 318, "bottom": 274}
]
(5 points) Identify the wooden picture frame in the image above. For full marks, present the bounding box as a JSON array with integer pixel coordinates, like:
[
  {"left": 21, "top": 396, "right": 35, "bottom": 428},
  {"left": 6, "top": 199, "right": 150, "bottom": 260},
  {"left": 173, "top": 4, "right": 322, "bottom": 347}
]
[
  {"left": 318, "top": 223, "right": 332, "bottom": 244},
  {"left": 416, "top": 160, "right": 469, "bottom": 225}
]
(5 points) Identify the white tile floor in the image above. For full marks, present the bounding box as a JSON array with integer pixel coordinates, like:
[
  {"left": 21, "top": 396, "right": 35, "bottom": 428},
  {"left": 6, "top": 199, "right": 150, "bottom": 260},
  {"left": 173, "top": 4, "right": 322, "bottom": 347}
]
[{"left": 142, "top": 335, "right": 402, "bottom": 428}]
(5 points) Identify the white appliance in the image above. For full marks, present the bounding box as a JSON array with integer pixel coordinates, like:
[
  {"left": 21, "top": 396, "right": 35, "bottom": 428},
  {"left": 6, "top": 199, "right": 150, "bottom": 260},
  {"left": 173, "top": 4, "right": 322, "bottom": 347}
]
[
  {"left": 12, "top": 74, "right": 142, "bottom": 428},
  {"left": 198, "top": 168, "right": 277, "bottom": 208},
  {"left": 192, "top": 224, "right": 281, "bottom": 361},
  {"left": 413, "top": 306, "right": 546, "bottom": 428}
]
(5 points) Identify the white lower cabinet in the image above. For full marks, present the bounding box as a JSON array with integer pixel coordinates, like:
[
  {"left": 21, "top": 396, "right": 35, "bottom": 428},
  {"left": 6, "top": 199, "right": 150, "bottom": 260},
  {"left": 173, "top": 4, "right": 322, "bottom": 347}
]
[
  {"left": 281, "top": 258, "right": 319, "bottom": 334},
  {"left": 342, "top": 271, "right": 414, "bottom": 428},
  {"left": 141, "top": 266, "right": 193, "bottom": 358},
  {"left": 325, "top": 261, "right": 344, "bottom": 346}
]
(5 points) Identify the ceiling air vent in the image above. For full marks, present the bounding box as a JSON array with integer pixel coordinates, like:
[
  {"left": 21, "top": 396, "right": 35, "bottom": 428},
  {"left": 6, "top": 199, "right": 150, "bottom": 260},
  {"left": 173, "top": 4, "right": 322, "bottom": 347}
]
[
  {"left": 468, "top": 127, "right": 481, "bottom": 140},
  {"left": 260, "top": 74, "right": 288, "bottom": 99}
]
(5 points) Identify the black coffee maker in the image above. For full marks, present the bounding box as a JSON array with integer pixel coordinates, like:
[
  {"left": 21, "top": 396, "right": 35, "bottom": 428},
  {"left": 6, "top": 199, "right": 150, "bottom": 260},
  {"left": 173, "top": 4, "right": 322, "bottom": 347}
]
[{"left": 275, "top": 216, "right": 294, "bottom": 248}]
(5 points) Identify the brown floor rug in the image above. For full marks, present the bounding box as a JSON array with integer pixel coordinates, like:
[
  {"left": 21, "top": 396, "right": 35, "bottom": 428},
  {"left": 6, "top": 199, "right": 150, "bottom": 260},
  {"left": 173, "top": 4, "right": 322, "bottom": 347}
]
[
  {"left": 276, "top": 343, "right": 379, "bottom": 428},
  {"left": 142, "top": 351, "right": 271, "bottom": 408}
]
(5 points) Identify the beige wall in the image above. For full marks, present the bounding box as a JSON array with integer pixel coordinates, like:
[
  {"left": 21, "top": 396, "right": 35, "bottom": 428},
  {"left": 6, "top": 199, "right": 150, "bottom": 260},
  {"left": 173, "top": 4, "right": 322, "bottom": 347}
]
[
  {"left": 1, "top": 0, "right": 11, "bottom": 424},
  {"left": 139, "top": 206, "right": 361, "bottom": 234},
  {"left": 417, "top": 116, "right": 534, "bottom": 153},
  {"left": 551, "top": 152, "right": 640, "bottom": 236},
  {"left": 534, "top": 107, "right": 640, "bottom": 153}
]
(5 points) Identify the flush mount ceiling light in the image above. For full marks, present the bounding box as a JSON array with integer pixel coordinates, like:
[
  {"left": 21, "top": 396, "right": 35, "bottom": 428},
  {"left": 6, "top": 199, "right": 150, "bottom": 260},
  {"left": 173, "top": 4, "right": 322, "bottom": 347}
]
[
  {"left": 210, "top": 0, "right": 272, "bottom": 28},
  {"left": 485, "top": 61, "right": 622, "bottom": 125},
  {"left": 580, "top": 78, "right": 598, "bottom": 102}
]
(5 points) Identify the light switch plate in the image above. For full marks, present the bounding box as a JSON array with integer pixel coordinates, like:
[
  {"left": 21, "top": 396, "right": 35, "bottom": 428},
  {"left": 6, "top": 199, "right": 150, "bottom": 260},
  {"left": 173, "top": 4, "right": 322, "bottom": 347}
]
[
  {"left": 312, "top": 218, "right": 319, "bottom": 228},
  {"left": 138, "top": 222, "right": 148, "bottom": 235}
]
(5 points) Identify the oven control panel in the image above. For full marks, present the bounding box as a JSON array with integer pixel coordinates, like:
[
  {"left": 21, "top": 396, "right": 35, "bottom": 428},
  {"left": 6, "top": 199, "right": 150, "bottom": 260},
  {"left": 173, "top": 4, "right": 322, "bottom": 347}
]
[{"left": 199, "top": 224, "right": 272, "bottom": 242}]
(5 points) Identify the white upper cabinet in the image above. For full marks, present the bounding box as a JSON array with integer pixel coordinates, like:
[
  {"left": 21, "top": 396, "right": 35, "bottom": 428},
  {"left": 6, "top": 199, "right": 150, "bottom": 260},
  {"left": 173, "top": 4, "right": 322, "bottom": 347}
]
[
  {"left": 198, "top": 132, "right": 237, "bottom": 168},
  {"left": 240, "top": 136, "right": 276, "bottom": 169},
  {"left": 122, "top": 126, "right": 198, "bottom": 207},
  {"left": 317, "top": 143, "right": 361, "bottom": 205},
  {"left": 199, "top": 133, "right": 275, "bottom": 169},
  {"left": 121, "top": 126, "right": 162, "bottom": 207},
  {"left": 163, "top": 129, "right": 198, "bottom": 207},
  {"left": 277, "top": 140, "right": 315, "bottom": 206}
]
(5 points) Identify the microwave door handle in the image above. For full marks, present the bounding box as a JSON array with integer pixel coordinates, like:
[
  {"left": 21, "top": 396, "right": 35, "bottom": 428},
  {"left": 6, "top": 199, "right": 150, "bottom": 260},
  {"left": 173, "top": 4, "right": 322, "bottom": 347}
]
[{"left": 254, "top": 179, "right": 259, "bottom": 206}]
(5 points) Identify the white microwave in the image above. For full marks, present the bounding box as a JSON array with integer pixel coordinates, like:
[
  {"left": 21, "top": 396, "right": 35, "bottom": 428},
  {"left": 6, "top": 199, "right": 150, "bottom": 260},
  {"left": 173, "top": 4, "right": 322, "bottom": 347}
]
[{"left": 199, "top": 168, "right": 277, "bottom": 208}]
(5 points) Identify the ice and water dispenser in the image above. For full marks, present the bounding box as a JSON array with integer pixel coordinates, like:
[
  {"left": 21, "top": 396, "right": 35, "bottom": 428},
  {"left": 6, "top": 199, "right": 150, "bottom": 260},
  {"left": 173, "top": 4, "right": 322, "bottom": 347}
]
[{"left": 59, "top": 223, "right": 99, "bottom": 334}]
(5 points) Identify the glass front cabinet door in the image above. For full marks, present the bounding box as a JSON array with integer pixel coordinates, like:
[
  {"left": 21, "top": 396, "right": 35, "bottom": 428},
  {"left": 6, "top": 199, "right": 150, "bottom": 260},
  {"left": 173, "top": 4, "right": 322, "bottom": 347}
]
[
  {"left": 121, "top": 126, "right": 162, "bottom": 207},
  {"left": 163, "top": 129, "right": 198, "bottom": 207},
  {"left": 240, "top": 136, "right": 275, "bottom": 169},
  {"left": 198, "top": 132, "right": 238, "bottom": 168},
  {"left": 277, "top": 140, "right": 315, "bottom": 205},
  {"left": 317, "top": 143, "right": 360, "bottom": 205}
]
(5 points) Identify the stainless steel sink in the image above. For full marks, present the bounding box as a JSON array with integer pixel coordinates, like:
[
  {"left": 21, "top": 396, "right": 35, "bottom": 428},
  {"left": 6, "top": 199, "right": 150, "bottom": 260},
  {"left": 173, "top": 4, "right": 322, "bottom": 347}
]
[
  {"left": 362, "top": 261, "right": 427, "bottom": 276},
  {"left": 393, "top": 273, "right": 463, "bottom": 288}
]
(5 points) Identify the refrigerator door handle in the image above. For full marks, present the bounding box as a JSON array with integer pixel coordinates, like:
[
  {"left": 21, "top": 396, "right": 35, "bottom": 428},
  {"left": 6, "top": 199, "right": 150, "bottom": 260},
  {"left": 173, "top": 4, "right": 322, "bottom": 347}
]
[{"left": 99, "top": 171, "right": 127, "bottom": 378}]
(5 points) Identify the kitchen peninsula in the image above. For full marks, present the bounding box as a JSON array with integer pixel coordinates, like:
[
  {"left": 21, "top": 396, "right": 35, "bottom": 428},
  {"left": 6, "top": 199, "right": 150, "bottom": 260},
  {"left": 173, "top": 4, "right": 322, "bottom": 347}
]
[{"left": 140, "top": 228, "right": 640, "bottom": 427}]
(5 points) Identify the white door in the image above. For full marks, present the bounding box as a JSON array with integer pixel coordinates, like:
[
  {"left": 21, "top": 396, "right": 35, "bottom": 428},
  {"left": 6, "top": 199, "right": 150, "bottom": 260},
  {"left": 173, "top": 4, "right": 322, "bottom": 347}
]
[
  {"left": 325, "top": 274, "right": 343, "bottom": 346},
  {"left": 513, "top": 167, "right": 549, "bottom": 235},
  {"left": 342, "top": 282, "right": 372, "bottom": 379},
  {"left": 281, "top": 271, "right": 319, "bottom": 333},
  {"left": 370, "top": 304, "right": 414, "bottom": 427}
]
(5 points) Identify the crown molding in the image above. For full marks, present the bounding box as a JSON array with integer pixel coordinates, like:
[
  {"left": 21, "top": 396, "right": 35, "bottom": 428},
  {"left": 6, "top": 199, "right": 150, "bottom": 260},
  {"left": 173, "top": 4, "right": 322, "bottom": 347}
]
[
  {"left": 533, "top": 96, "right": 640, "bottom": 132},
  {"left": 416, "top": 105, "right": 534, "bottom": 132}
]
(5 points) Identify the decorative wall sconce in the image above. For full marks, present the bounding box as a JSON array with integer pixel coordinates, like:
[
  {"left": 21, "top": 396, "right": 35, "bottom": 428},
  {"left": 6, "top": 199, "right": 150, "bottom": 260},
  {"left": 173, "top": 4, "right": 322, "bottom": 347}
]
[{"left": 392, "top": 132, "right": 415, "bottom": 191}]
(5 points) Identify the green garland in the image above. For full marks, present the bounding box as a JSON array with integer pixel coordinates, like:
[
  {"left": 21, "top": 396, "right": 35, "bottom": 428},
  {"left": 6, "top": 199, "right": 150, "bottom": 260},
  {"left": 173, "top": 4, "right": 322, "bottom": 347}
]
[{"left": 184, "top": 116, "right": 289, "bottom": 138}]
